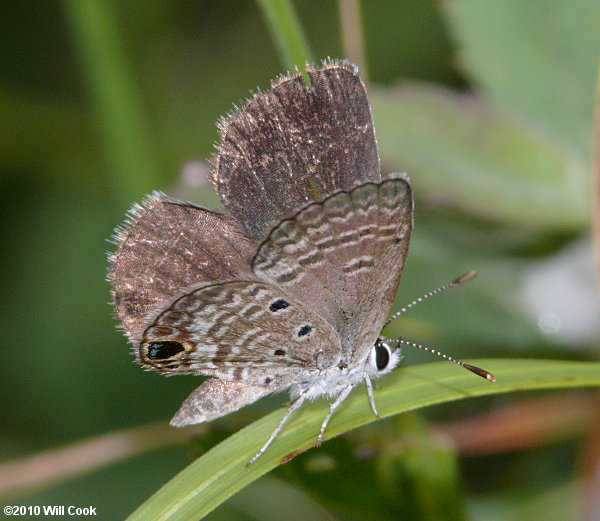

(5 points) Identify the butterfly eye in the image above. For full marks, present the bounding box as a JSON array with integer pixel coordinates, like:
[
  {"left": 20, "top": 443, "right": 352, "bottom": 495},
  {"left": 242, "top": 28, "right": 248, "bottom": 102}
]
[
  {"left": 147, "top": 341, "right": 185, "bottom": 360},
  {"left": 370, "top": 340, "right": 391, "bottom": 371}
]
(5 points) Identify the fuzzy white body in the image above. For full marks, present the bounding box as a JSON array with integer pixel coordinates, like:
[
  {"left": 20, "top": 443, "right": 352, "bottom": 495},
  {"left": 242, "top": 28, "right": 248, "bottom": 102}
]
[{"left": 291, "top": 341, "right": 402, "bottom": 400}]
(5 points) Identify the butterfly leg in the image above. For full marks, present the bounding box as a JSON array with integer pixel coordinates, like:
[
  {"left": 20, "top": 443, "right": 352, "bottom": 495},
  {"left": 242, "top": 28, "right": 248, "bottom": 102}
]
[
  {"left": 316, "top": 384, "right": 354, "bottom": 446},
  {"left": 364, "top": 375, "right": 380, "bottom": 418},
  {"left": 247, "top": 393, "right": 307, "bottom": 465}
]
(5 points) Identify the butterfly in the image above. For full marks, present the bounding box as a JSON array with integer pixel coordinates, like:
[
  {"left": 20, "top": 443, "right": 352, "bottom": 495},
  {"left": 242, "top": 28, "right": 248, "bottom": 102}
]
[{"left": 108, "top": 60, "right": 493, "bottom": 464}]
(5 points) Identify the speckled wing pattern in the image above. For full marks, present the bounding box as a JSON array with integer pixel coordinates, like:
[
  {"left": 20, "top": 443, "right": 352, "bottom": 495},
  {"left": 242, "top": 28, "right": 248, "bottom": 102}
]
[
  {"left": 108, "top": 193, "right": 256, "bottom": 344},
  {"left": 211, "top": 61, "right": 380, "bottom": 240},
  {"left": 139, "top": 280, "right": 341, "bottom": 385},
  {"left": 253, "top": 177, "right": 412, "bottom": 364},
  {"left": 108, "top": 60, "right": 414, "bottom": 429}
]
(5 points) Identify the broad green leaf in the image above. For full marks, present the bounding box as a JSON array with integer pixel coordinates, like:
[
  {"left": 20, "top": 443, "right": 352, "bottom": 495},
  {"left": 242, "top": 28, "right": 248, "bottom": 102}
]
[
  {"left": 398, "top": 231, "right": 546, "bottom": 350},
  {"left": 126, "top": 359, "right": 600, "bottom": 521},
  {"left": 371, "top": 84, "right": 589, "bottom": 230},
  {"left": 444, "top": 0, "right": 600, "bottom": 161}
]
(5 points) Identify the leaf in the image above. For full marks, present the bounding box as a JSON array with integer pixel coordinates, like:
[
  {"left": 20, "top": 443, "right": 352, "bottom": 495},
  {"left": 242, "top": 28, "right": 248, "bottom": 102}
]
[
  {"left": 126, "top": 359, "right": 600, "bottom": 521},
  {"left": 222, "top": 475, "right": 341, "bottom": 521},
  {"left": 444, "top": 0, "right": 600, "bottom": 161},
  {"left": 371, "top": 84, "right": 589, "bottom": 230}
]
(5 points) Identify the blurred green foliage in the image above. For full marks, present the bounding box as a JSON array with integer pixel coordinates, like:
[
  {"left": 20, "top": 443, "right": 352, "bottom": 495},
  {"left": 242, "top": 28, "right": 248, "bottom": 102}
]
[{"left": 1, "top": 1, "right": 599, "bottom": 520}]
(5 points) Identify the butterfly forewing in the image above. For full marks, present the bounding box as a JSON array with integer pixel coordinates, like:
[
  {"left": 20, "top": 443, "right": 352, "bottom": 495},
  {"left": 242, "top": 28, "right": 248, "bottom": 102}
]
[
  {"left": 349, "top": 177, "right": 412, "bottom": 362},
  {"left": 108, "top": 193, "right": 256, "bottom": 343},
  {"left": 253, "top": 177, "right": 413, "bottom": 363},
  {"left": 212, "top": 61, "right": 380, "bottom": 240}
]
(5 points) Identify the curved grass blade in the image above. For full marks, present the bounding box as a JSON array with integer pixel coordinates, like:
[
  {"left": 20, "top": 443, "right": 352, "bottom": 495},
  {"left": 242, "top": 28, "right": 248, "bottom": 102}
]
[{"left": 127, "top": 358, "right": 600, "bottom": 521}]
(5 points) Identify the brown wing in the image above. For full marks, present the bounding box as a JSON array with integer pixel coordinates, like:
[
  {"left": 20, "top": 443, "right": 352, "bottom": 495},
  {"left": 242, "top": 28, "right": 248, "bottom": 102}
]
[
  {"left": 211, "top": 60, "right": 380, "bottom": 240},
  {"left": 252, "top": 176, "right": 413, "bottom": 364},
  {"left": 138, "top": 280, "right": 342, "bottom": 387},
  {"left": 170, "top": 379, "right": 275, "bottom": 426},
  {"left": 108, "top": 192, "right": 256, "bottom": 343}
]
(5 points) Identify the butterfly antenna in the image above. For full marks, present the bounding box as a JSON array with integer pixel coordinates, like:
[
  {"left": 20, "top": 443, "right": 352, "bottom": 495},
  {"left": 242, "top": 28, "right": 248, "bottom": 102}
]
[
  {"left": 384, "top": 337, "right": 495, "bottom": 382},
  {"left": 383, "top": 270, "right": 477, "bottom": 329}
]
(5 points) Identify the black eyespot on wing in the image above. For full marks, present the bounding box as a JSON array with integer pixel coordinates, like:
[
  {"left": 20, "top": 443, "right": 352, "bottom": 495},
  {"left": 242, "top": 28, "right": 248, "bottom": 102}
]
[
  {"left": 394, "top": 237, "right": 401, "bottom": 244},
  {"left": 264, "top": 377, "right": 272, "bottom": 384},
  {"left": 147, "top": 341, "right": 185, "bottom": 360},
  {"left": 269, "top": 299, "right": 290, "bottom": 312},
  {"left": 274, "top": 349, "right": 286, "bottom": 356},
  {"left": 375, "top": 342, "right": 390, "bottom": 371},
  {"left": 298, "top": 325, "right": 312, "bottom": 337}
]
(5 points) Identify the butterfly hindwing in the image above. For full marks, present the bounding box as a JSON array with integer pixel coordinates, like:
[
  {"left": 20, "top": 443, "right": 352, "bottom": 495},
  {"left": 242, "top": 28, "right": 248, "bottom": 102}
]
[
  {"left": 170, "top": 379, "right": 274, "bottom": 426},
  {"left": 138, "top": 280, "right": 342, "bottom": 387}
]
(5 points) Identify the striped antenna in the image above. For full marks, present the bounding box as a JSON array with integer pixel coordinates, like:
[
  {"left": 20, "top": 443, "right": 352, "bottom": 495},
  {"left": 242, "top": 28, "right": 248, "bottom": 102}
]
[
  {"left": 382, "top": 270, "right": 493, "bottom": 382},
  {"left": 383, "top": 270, "right": 477, "bottom": 329},
  {"left": 383, "top": 337, "right": 495, "bottom": 382}
]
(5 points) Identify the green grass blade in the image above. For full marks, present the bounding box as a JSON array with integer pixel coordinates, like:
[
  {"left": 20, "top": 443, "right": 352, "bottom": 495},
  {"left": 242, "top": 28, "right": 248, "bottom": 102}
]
[
  {"left": 63, "top": 0, "right": 163, "bottom": 207},
  {"left": 126, "top": 358, "right": 600, "bottom": 521},
  {"left": 257, "top": 0, "right": 313, "bottom": 80}
]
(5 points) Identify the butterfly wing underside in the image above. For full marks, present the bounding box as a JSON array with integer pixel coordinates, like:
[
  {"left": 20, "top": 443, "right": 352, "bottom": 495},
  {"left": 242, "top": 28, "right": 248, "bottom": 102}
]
[
  {"left": 109, "top": 61, "right": 412, "bottom": 429},
  {"left": 139, "top": 280, "right": 341, "bottom": 384},
  {"left": 253, "top": 176, "right": 413, "bottom": 364},
  {"left": 108, "top": 193, "right": 256, "bottom": 345},
  {"left": 212, "top": 60, "right": 381, "bottom": 240},
  {"left": 211, "top": 59, "right": 412, "bottom": 364},
  {"left": 109, "top": 194, "right": 343, "bottom": 424}
]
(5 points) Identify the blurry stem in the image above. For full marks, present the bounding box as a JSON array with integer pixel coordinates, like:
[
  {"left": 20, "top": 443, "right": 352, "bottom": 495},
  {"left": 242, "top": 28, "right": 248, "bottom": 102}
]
[
  {"left": 256, "top": 0, "right": 313, "bottom": 84},
  {"left": 0, "top": 422, "right": 205, "bottom": 500},
  {"left": 338, "top": 0, "right": 368, "bottom": 81},
  {"left": 63, "top": 0, "right": 163, "bottom": 210},
  {"left": 434, "top": 391, "right": 595, "bottom": 455},
  {"left": 592, "top": 65, "right": 600, "bottom": 296}
]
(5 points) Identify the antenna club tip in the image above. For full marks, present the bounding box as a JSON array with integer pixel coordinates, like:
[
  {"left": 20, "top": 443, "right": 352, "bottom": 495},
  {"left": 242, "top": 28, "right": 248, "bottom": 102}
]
[
  {"left": 463, "top": 363, "right": 495, "bottom": 382},
  {"left": 454, "top": 270, "right": 477, "bottom": 285}
]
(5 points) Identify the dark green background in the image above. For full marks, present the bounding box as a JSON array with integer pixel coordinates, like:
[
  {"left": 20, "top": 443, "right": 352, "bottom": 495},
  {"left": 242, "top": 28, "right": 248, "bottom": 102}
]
[{"left": 1, "top": 1, "right": 598, "bottom": 520}]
